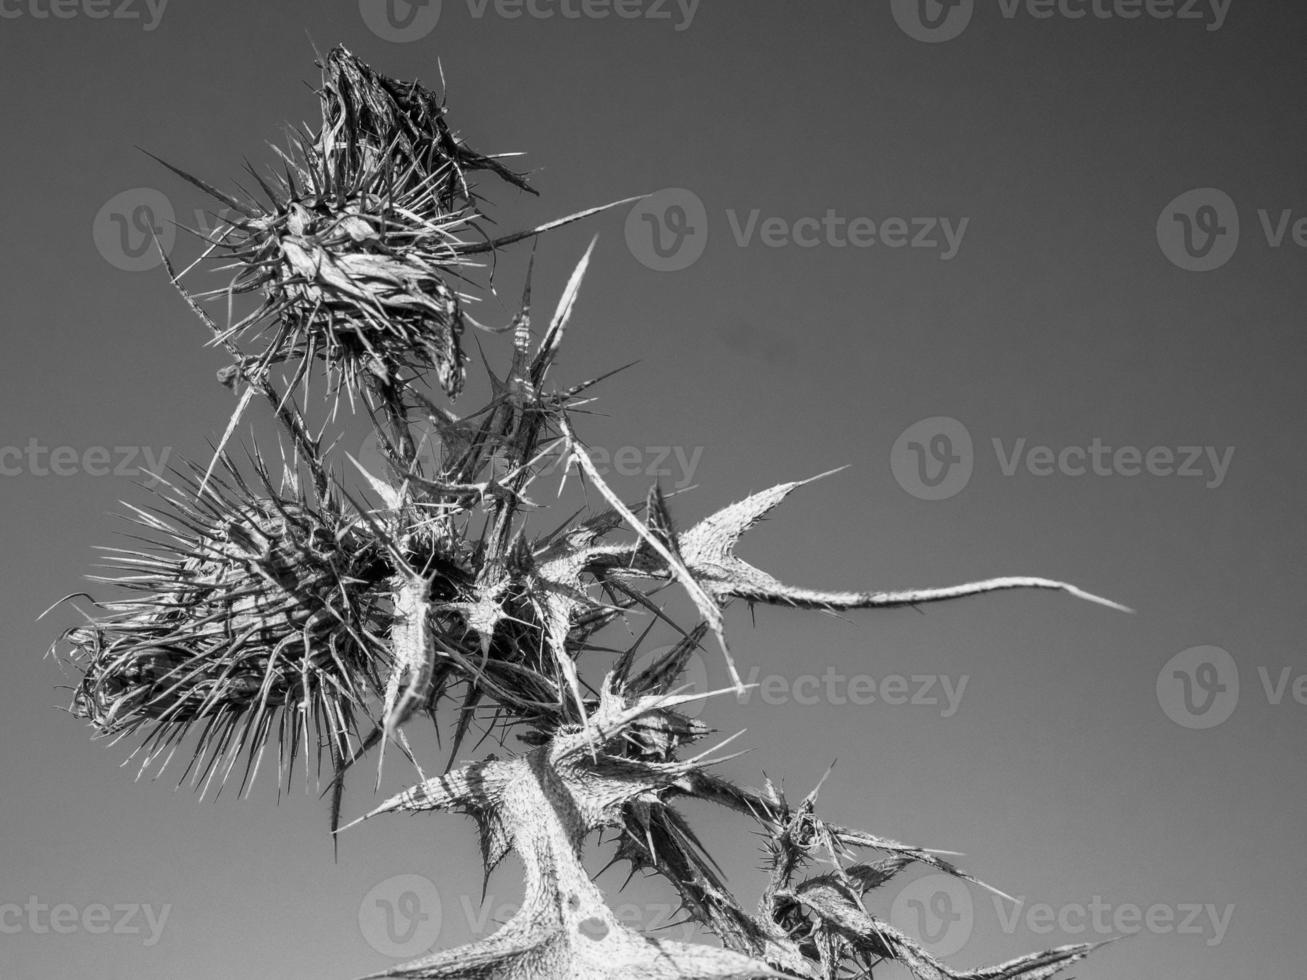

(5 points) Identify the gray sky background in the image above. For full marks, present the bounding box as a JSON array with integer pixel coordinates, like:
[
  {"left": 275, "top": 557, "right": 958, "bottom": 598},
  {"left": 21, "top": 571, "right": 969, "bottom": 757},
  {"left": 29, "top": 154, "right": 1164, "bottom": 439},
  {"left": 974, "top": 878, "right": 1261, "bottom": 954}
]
[{"left": 1, "top": 2, "right": 1303, "bottom": 979}]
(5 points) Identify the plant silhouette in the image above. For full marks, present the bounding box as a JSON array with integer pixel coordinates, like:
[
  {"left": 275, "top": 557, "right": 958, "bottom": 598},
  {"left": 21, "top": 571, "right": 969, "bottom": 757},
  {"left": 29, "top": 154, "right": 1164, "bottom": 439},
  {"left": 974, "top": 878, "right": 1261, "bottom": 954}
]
[{"left": 50, "top": 45, "right": 1127, "bottom": 980}]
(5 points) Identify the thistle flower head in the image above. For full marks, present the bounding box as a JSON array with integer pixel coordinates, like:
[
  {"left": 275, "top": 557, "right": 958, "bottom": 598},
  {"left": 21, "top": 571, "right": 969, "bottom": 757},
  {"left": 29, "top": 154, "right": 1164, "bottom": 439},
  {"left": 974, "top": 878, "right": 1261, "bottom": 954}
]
[
  {"left": 157, "top": 45, "right": 543, "bottom": 405},
  {"left": 57, "top": 454, "right": 391, "bottom": 795}
]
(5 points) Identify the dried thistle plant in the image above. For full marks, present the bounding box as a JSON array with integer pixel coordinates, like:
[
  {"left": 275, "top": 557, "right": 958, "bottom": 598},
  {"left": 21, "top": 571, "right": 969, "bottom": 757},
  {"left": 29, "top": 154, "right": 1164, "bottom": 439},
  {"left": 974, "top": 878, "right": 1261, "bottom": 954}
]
[{"left": 49, "top": 45, "right": 1129, "bottom": 980}]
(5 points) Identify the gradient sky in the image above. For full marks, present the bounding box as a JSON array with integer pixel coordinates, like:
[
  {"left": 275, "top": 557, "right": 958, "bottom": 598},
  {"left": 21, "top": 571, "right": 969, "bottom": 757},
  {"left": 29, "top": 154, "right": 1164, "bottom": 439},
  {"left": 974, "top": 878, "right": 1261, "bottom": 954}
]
[{"left": 2, "top": 2, "right": 1304, "bottom": 979}]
